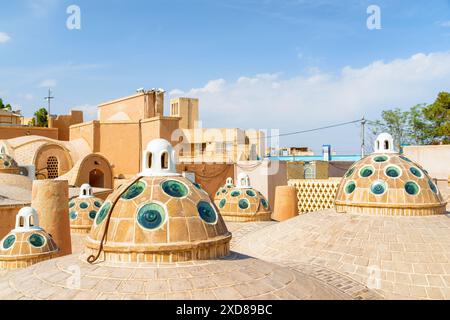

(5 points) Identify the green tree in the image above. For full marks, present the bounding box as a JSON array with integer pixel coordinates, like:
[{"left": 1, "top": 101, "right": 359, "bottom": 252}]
[
  {"left": 0, "top": 98, "right": 12, "bottom": 110},
  {"left": 422, "top": 92, "right": 450, "bottom": 144},
  {"left": 369, "top": 108, "right": 411, "bottom": 150},
  {"left": 33, "top": 107, "right": 48, "bottom": 127}
]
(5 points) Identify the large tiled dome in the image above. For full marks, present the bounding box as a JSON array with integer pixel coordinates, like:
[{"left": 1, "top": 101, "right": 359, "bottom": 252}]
[
  {"left": 214, "top": 174, "right": 271, "bottom": 222},
  {"left": 0, "top": 208, "right": 59, "bottom": 270},
  {"left": 0, "top": 153, "right": 20, "bottom": 175},
  {"left": 335, "top": 133, "right": 447, "bottom": 216},
  {"left": 68, "top": 184, "right": 104, "bottom": 234},
  {"left": 85, "top": 139, "right": 231, "bottom": 264}
]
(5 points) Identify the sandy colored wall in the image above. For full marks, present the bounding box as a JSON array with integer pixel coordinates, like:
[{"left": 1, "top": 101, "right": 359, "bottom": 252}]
[
  {"left": 35, "top": 145, "right": 73, "bottom": 179},
  {"left": 0, "top": 126, "right": 58, "bottom": 140},
  {"left": 236, "top": 160, "right": 287, "bottom": 209},
  {"left": 0, "top": 204, "right": 26, "bottom": 239},
  {"left": 328, "top": 161, "right": 354, "bottom": 178},
  {"left": 98, "top": 93, "right": 159, "bottom": 122},
  {"left": 49, "top": 110, "right": 83, "bottom": 141},
  {"left": 176, "top": 163, "right": 235, "bottom": 200}
]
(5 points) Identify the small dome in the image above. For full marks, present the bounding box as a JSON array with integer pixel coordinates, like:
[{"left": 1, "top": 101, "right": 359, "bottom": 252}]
[
  {"left": 335, "top": 137, "right": 447, "bottom": 216},
  {"left": 85, "top": 139, "right": 231, "bottom": 264},
  {"left": 0, "top": 207, "right": 59, "bottom": 270},
  {"left": 0, "top": 153, "right": 20, "bottom": 175},
  {"left": 69, "top": 184, "right": 104, "bottom": 234},
  {"left": 214, "top": 178, "right": 272, "bottom": 222}
]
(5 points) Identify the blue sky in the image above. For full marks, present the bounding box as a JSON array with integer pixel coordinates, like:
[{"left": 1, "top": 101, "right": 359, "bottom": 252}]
[{"left": 1, "top": 0, "right": 450, "bottom": 153}]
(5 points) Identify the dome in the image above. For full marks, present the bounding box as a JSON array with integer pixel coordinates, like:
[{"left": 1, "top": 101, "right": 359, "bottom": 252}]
[
  {"left": 68, "top": 184, "right": 104, "bottom": 234},
  {"left": 0, "top": 153, "right": 20, "bottom": 175},
  {"left": 335, "top": 133, "right": 447, "bottom": 216},
  {"left": 85, "top": 139, "right": 231, "bottom": 264},
  {"left": 214, "top": 176, "right": 272, "bottom": 222},
  {"left": 0, "top": 207, "right": 59, "bottom": 270}
]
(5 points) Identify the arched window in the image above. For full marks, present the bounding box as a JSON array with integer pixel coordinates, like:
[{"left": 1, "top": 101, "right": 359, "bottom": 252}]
[
  {"left": 47, "top": 156, "right": 59, "bottom": 179},
  {"left": 384, "top": 140, "right": 389, "bottom": 150},
  {"left": 377, "top": 141, "right": 380, "bottom": 150},
  {"left": 19, "top": 216, "right": 25, "bottom": 227},
  {"left": 161, "top": 152, "right": 169, "bottom": 169},
  {"left": 147, "top": 152, "right": 153, "bottom": 169}
]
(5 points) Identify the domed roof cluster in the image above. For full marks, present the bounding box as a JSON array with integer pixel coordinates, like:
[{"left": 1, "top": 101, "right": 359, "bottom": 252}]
[
  {"left": 85, "top": 139, "right": 231, "bottom": 264},
  {"left": 0, "top": 208, "right": 59, "bottom": 270},
  {"left": 214, "top": 174, "right": 272, "bottom": 222},
  {"left": 335, "top": 133, "right": 447, "bottom": 216},
  {"left": 69, "top": 184, "right": 104, "bottom": 234},
  {"left": 0, "top": 153, "right": 20, "bottom": 175}
]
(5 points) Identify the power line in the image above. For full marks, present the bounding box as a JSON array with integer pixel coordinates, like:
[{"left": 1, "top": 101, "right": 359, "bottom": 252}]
[{"left": 265, "top": 119, "right": 363, "bottom": 139}]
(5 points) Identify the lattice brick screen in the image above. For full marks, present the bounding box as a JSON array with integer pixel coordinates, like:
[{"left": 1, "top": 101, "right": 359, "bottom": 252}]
[{"left": 288, "top": 179, "right": 341, "bottom": 213}]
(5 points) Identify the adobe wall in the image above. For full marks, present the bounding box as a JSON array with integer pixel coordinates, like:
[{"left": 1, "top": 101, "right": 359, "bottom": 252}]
[
  {"left": 98, "top": 93, "right": 159, "bottom": 122},
  {"left": 0, "top": 126, "right": 58, "bottom": 140},
  {"left": 176, "top": 163, "right": 235, "bottom": 199},
  {"left": 49, "top": 110, "right": 83, "bottom": 141},
  {"left": 403, "top": 145, "right": 450, "bottom": 192}
]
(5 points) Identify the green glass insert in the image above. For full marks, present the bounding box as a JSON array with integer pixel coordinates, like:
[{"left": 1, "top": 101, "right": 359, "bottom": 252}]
[
  {"left": 400, "top": 155, "right": 412, "bottom": 162},
  {"left": 373, "top": 155, "right": 388, "bottom": 163},
  {"left": 96, "top": 202, "right": 112, "bottom": 225},
  {"left": 246, "top": 189, "right": 256, "bottom": 197},
  {"left": 360, "top": 166, "right": 374, "bottom": 178},
  {"left": 94, "top": 200, "right": 103, "bottom": 208},
  {"left": 239, "top": 199, "right": 250, "bottom": 210},
  {"left": 2, "top": 234, "right": 16, "bottom": 250},
  {"left": 162, "top": 180, "right": 188, "bottom": 198},
  {"left": 345, "top": 167, "right": 355, "bottom": 178},
  {"left": 261, "top": 198, "right": 269, "bottom": 209},
  {"left": 385, "top": 166, "right": 401, "bottom": 178},
  {"left": 197, "top": 201, "right": 217, "bottom": 224},
  {"left": 122, "top": 181, "right": 146, "bottom": 200},
  {"left": 69, "top": 201, "right": 75, "bottom": 209},
  {"left": 193, "top": 182, "right": 202, "bottom": 190},
  {"left": 79, "top": 202, "right": 89, "bottom": 209},
  {"left": 69, "top": 211, "right": 78, "bottom": 220},
  {"left": 137, "top": 203, "right": 166, "bottom": 230},
  {"left": 409, "top": 167, "right": 423, "bottom": 178},
  {"left": 345, "top": 181, "right": 356, "bottom": 194},
  {"left": 219, "top": 199, "right": 226, "bottom": 209},
  {"left": 371, "top": 181, "right": 387, "bottom": 196},
  {"left": 221, "top": 188, "right": 227, "bottom": 194},
  {"left": 89, "top": 210, "right": 97, "bottom": 220},
  {"left": 3, "top": 161, "right": 10, "bottom": 167},
  {"left": 231, "top": 190, "right": 241, "bottom": 197},
  {"left": 29, "top": 234, "right": 45, "bottom": 248},
  {"left": 405, "top": 181, "right": 420, "bottom": 196},
  {"left": 428, "top": 179, "right": 438, "bottom": 194}
]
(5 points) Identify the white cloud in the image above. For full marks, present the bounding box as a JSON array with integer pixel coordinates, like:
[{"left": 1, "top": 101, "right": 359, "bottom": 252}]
[
  {"left": 171, "top": 52, "right": 450, "bottom": 151},
  {"left": 440, "top": 21, "right": 450, "bottom": 28},
  {"left": 0, "top": 32, "right": 11, "bottom": 44},
  {"left": 38, "top": 79, "right": 57, "bottom": 88}
]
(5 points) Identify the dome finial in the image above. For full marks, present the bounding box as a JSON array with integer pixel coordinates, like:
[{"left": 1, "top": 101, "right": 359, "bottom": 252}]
[
  {"left": 374, "top": 133, "right": 395, "bottom": 154},
  {"left": 14, "top": 207, "right": 41, "bottom": 232},
  {"left": 140, "top": 139, "right": 179, "bottom": 177},
  {"left": 79, "top": 183, "right": 93, "bottom": 198}
]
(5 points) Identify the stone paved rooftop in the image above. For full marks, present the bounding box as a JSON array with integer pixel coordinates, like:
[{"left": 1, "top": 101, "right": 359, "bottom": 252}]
[{"left": 234, "top": 209, "right": 450, "bottom": 300}]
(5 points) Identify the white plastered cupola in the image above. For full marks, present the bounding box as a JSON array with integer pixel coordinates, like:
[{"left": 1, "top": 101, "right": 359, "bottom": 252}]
[
  {"left": 140, "top": 139, "right": 180, "bottom": 177},
  {"left": 13, "top": 207, "right": 42, "bottom": 232},
  {"left": 79, "top": 183, "right": 94, "bottom": 198},
  {"left": 374, "top": 133, "right": 396, "bottom": 154}
]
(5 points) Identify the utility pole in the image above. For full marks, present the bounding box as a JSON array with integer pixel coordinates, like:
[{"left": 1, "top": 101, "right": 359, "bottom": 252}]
[
  {"left": 44, "top": 89, "right": 54, "bottom": 126},
  {"left": 361, "top": 117, "right": 367, "bottom": 158}
]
